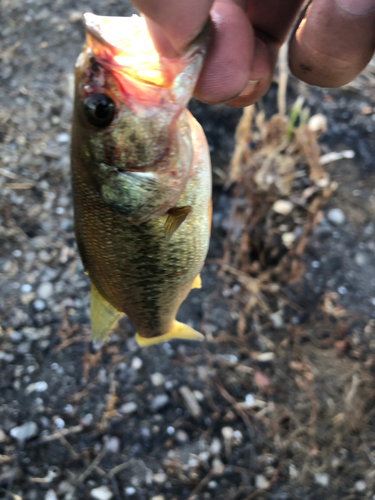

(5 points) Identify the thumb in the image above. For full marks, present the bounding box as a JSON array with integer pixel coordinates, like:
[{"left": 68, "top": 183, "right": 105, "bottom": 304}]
[{"left": 131, "top": 0, "right": 214, "bottom": 56}]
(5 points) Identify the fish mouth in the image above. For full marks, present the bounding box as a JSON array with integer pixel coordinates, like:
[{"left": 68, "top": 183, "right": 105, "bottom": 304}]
[{"left": 83, "top": 12, "right": 209, "bottom": 88}]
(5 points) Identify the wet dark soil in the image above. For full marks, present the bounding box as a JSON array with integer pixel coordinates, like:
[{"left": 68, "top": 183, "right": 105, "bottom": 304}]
[{"left": 2, "top": 1, "right": 375, "bottom": 500}]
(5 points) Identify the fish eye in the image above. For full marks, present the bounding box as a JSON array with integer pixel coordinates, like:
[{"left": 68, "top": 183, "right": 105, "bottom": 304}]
[{"left": 83, "top": 93, "right": 115, "bottom": 127}]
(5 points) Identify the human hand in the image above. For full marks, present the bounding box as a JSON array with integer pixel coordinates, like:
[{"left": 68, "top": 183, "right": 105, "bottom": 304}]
[{"left": 131, "top": 0, "right": 375, "bottom": 108}]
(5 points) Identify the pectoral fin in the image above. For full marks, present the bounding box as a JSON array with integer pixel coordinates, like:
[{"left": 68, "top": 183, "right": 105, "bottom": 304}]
[
  {"left": 90, "top": 282, "right": 122, "bottom": 340},
  {"left": 164, "top": 206, "right": 192, "bottom": 240},
  {"left": 135, "top": 320, "right": 204, "bottom": 347}
]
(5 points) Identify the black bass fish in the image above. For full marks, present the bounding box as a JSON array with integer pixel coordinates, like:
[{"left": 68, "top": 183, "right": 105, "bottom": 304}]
[{"left": 71, "top": 13, "right": 212, "bottom": 347}]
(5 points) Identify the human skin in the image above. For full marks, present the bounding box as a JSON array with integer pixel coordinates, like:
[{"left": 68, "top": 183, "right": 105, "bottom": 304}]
[{"left": 131, "top": 0, "right": 375, "bottom": 108}]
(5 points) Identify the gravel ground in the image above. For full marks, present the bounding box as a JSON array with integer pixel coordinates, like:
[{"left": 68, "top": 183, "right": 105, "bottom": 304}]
[{"left": 2, "top": 1, "right": 375, "bottom": 500}]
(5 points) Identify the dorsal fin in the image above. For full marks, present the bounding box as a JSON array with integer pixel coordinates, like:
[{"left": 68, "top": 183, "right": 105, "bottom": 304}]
[{"left": 164, "top": 206, "right": 192, "bottom": 240}]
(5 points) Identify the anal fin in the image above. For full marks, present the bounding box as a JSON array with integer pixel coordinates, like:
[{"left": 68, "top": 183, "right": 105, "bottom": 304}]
[
  {"left": 164, "top": 206, "right": 192, "bottom": 240},
  {"left": 135, "top": 320, "right": 204, "bottom": 347},
  {"left": 192, "top": 274, "right": 201, "bottom": 289},
  {"left": 90, "top": 282, "right": 122, "bottom": 341}
]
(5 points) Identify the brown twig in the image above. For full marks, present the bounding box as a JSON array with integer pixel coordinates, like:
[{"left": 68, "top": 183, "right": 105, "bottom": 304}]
[
  {"left": 187, "top": 465, "right": 225, "bottom": 500},
  {"left": 74, "top": 448, "right": 106, "bottom": 486}
]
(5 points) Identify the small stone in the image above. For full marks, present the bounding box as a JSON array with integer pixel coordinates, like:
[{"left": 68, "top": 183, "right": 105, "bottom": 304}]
[
  {"left": 255, "top": 475, "right": 269, "bottom": 489},
  {"left": 212, "top": 459, "right": 225, "bottom": 472},
  {"left": 150, "top": 496, "right": 165, "bottom": 500},
  {"left": 33, "top": 299, "right": 46, "bottom": 311},
  {"left": 354, "top": 480, "right": 366, "bottom": 492},
  {"left": 221, "top": 426, "right": 234, "bottom": 440},
  {"left": 199, "top": 451, "right": 210, "bottom": 462},
  {"left": 193, "top": 390, "right": 204, "bottom": 401},
  {"left": 188, "top": 457, "right": 199, "bottom": 468},
  {"left": 104, "top": 436, "right": 120, "bottom": 453},
  {"left": 21, "top": 284, "right": 32, "bottom": 293},
  {"left": 10, "top": 421, "right": 38, "bottom": 441},
  {"left": 151, "top": 393, "right": 169, "bottom": 411},
  {"left": 327, "top": 208, "right": 345, "bottom": 225},
  {"left": 11, "top": 331, "right": 23, "bottom": 342},
  {"left": 90, "top": 486, "right": 113, "bottom": 500},
  {"left": 316, "top": 176, "right": 330, "bottom": 188},
  {"left": 69, "top": 10, "right": 82, "bottom": 22},
  {"left": 210, "top": 437, "right": 221, "bottom": 455},
  {"left": 308, "top": 114, "right": 327, "bottom": 133},
  {"left": 150, "top": 372, "right": 165, "bottom": 386},
  {"left": 216, "top": 353, "right": 238, "bottom": 364},
  {"left": 81, "top": 413, "right": 93, "bottom": 426},
  {"left": 45, "top": 490, "right": 58, "bottom": 500},
  {"left": 23, "top": 326, "right": 51, "bottom": 340},
  {"left": 272, "top": 200, "right": 294, "bottom": 215},
  {"left": 54, "top": 418, "right": 65, "bottom": 429},
  {"left": 179, "top": 385, "right": 202, "bottom": 418},
  {"left": 289, "top": 464, "right": 298, "bottom": 479},
  {"left": 175, "top": 429, "right": 189, "bottom": 443},
  {"left": 233, "top": 430, "right": 243, "bottom": 443},
  {"left": 0, "top": 352, "right": 14, "bottom": 362},
  {"left": 255, "top": 352, "right": 275, "bottom": 362},
  {"left": 282, "top": 232, "right": 295, "bottom": 248},
  {"left": 64, "top": 404, "right": 74, "bottom": 414},
  {"left": 208, "top": 481, "right": 218, "bottom": 489},
  {"left": 17, "top": 342, "right": 31, "bottom": 354},
  {"left": 131, "top": 357, "right": 143, "bottom": 370},
  {"left": 270, "top": 313, "right": 283, "bottom": 329},
  {"left": 37, "top": 282, "right": 54, "bottom": 300},
  {"left": 125, "top": 486, "right": 136, "bottom": 496},
  {"left": 314, "top": 472, "right": 329, "bottom": 487},
  {"left": 153, "top": 472, "right": 167, "bottom": 484},
  {"left": 245, "top": 394, "right": 255, "bottom": 406},
  {"left": 26, "top": 380, "right": 48, "bottom": 394},
  {"left": 166, "top": 426, "right": 175, "bottom": 435},
  {"left": 57, "top": 132, "right": 69, "bottom": 143},
  {"left": 57, "top": 481, "right": 73, "bottom": 495},
  {"left": 355, "top": 252, "right": 367, "bottom": 266},
  {"left": 120, "top": 402, "right": 137, "bottom": 415}
]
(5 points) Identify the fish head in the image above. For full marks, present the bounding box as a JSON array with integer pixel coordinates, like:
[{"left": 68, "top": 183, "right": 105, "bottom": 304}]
[{"left": 72, "top": 13, "right": 208, "bottom": 220}]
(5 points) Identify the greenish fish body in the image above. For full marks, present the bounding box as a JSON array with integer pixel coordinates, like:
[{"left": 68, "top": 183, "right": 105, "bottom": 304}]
[{"left": 71, "top": 13, "right": 212, "bottom": 346}]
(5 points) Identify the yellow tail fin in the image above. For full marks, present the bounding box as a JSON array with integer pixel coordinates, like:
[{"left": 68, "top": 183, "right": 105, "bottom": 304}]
[{"left": 135, "top": 320, "right": 204, "bottom": 347}]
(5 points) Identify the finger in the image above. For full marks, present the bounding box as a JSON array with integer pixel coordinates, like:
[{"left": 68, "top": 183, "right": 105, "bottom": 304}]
[
  {"left": 227, "top": 0, "right": 304, "bottom": 107},
  {"left": 225, "top": 36, "right": 275, "bottom": 107},
  {"left": 289, "top": 0, "right": 375, "bottom": 87},
  {"left": 193, "top": 0, "right": 255, "bottom": 104},
  {"left": 131, "top": 0, "right": 214, "bottom": 56}
]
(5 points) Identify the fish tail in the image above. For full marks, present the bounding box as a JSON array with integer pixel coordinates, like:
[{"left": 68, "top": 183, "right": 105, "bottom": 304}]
[{"left": 135, "top": 321, "right": 204, "bottom": 347}]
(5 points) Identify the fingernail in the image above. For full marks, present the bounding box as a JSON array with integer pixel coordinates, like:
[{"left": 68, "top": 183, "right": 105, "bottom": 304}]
[
  {"left": 239, "top": 80, "right": 259, "bottom": 97},
  {"left": 335, "top": 0, "right": 375, "bottom": 15}
]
